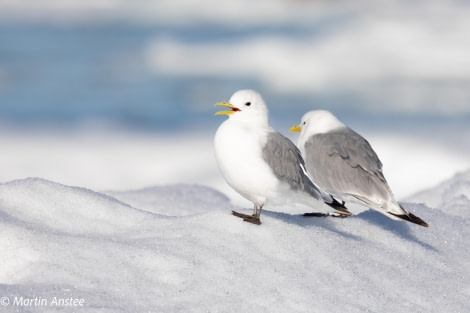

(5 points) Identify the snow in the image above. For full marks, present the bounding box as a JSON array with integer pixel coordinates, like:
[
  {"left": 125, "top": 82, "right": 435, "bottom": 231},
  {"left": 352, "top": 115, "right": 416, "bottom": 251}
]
[
  {"left": 0, "top": 173, "right": 469, "bottom": 312},
  {"left": 364, "top": 131, "right": 470, "bottom": 200},
  {"left": 0, "top": 129, "right": 223, "bottom": 194},
  {"left": 408, "top": 169, "right": 470, "bottom": 219}
]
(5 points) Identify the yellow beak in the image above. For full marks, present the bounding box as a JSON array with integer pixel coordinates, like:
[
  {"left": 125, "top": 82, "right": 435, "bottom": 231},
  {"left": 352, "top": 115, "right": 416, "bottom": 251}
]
[
  {"left": 214, "top": 101, "right": 241, "bottom": 115},
  {"left": 289, "top": 124, "right": 302, "bottom": 132}
]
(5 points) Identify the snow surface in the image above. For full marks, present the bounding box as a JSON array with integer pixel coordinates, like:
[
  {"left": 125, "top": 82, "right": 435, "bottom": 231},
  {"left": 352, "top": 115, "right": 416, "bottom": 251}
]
[
  {"left": 0, "top": 175, "right": 469, "bottom": 312},
  {"left": 408, "top": 169, "right": 470, "bottom": 219}
]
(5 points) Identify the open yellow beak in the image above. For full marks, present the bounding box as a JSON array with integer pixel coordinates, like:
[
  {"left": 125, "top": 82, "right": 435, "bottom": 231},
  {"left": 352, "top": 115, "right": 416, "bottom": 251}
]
[
  {"left": 214, "top": 101, "right": 241, "bottom": 115},
  {"left": 289, "top": 124, "right": 302, "bottom": 132}
]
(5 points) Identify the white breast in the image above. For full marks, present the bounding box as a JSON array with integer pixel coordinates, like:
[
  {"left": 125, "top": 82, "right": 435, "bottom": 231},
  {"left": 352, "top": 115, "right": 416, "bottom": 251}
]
[{"left": 214, "top": 120, "right": 279, "bottom": 206}]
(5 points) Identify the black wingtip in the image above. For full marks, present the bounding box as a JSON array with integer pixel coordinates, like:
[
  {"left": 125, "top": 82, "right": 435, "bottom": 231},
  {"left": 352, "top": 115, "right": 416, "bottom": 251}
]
[
  {"left": 326, "top": 198, "right": 353, "bottom": 216},
  {"left": 389, "top": 212, "right": 429, "bottom": 227}
]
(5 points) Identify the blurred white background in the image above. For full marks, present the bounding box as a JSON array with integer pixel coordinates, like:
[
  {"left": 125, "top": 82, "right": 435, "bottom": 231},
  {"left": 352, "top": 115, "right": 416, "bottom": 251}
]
[{"left": 0, "top": 0, "right": 469, "bottom": 202}]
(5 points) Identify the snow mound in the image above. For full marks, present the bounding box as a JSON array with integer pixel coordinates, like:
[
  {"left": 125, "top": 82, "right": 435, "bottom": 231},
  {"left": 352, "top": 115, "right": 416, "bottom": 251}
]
[
  {"left": 107, "top": 184, "right": 232, "bottom": 216},
  {"left": 408, "top": 169, "right": 470, "bottom": 218},
  {"left": 0, "top": 178, "right": 157, "bottom": 235},
  {"left": 0, "top": 178, "right": 469, "bottom": 312}
]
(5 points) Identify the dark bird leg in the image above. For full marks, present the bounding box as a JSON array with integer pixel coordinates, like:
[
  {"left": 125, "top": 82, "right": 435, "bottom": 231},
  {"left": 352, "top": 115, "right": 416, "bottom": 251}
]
[
  {"left": 303, "top": 198, "right": 352, "bottom": 218},
  {"left": 303, "top": 212, "right": 349, "bottom": 218},
  {"left": 232, "top": 204, "right": 262, "bottom": 225},
  {"left": 303, "top": 212, "right": 330, "bottom": 217}
]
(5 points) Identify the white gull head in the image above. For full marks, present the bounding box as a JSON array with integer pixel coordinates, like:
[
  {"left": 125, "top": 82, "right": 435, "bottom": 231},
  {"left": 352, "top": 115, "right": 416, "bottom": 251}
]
[
  {"left": 215, "top": 89, "right": 269, "bottom": 127},
  {"left": 294, "top": 110, "right": 346, "bottom": 146}
]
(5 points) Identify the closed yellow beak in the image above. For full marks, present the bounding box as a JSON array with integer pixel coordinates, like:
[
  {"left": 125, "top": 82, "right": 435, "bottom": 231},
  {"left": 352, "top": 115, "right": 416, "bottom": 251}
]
[
  {"left": 289, "top": 124, "right": 302, "bottom": 132},
  {"left": 214, "top": 101, "right": 241, "bottom": 115}
]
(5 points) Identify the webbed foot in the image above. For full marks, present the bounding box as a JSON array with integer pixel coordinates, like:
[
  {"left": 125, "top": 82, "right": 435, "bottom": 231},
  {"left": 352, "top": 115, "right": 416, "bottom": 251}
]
[{"left": 232, "top": 211, "right": 261, "bottom": 225}]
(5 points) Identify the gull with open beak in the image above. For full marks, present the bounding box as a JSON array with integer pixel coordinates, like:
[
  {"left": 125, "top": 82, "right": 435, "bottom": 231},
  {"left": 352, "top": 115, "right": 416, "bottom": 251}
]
[{"left": 213, "top": 90, "right": 351, "bottom": 225}]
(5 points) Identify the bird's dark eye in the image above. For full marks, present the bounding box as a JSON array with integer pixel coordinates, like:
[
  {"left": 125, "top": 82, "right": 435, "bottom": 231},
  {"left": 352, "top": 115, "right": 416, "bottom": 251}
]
[
  {"left": 302, "top": 121, "right": 306, "bottom": 125},
  {"left": 245, "top": 102, "right": 251, "bottom": 106}
]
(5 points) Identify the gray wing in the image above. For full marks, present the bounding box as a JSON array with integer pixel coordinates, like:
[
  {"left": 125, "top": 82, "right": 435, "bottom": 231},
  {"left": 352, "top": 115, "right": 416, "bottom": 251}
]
[
  {"left": 304, "top": 127, "right": 391, "bottom": 200},
  {"left": 262, "top": 132, "right": 323, "bottom": 201}
]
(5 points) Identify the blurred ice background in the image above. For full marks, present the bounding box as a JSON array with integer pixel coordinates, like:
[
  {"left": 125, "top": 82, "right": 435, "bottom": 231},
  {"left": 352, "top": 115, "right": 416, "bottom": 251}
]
[{"left": 0, "top": 0, "right": 469, "bottom": 204}]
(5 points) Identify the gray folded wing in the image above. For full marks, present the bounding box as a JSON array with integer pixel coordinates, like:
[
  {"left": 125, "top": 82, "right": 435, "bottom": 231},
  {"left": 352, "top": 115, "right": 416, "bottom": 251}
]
[
  {"left": 262, "top": 132, "right": 324, "bottom": 201},
  {"left": 304, "top": 127, "right": 391, "bottom": 201}
]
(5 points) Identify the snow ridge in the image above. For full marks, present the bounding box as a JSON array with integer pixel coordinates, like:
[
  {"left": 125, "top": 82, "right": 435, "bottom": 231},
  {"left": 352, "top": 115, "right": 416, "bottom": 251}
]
[
  {"left": 0, "top": 176, "right": 469, "bottom": 312},
  {"left": 408, "top": 169, "right": 470, "bottom": 218}
]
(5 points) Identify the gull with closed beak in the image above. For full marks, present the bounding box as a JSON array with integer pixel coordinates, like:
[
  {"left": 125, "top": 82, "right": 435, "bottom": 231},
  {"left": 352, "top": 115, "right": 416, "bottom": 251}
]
[{"left": 290, "top": 110, "right": 428, "bottom": 227}]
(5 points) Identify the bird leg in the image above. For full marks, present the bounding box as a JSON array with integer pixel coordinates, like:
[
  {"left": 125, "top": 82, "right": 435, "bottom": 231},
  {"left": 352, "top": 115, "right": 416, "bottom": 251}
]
[
  {"left": 303, "top": 212, "right": 328, "bottom": 217},
  {"left": 303, "top": 212, "right": 349, "bottom": 218},
  {"left": 232, "top": 204, "right": 262, "bottom": 225}
]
